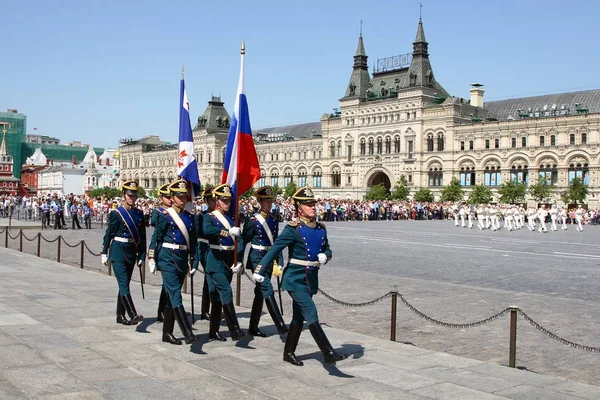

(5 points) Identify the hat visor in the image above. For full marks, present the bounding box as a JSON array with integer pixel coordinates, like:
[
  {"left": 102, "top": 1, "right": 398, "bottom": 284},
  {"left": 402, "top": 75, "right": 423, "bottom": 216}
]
[{"left": 123, "top": 189, "right": 138, "bottom": 196}]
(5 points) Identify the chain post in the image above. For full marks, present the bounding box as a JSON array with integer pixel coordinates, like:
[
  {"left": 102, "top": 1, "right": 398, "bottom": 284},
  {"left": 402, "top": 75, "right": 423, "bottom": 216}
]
[
  {"left": 236, "top": 272, "right": 241, "bottom": 306},
  {"left": 37, "top": 233, "right": 41, "bottom": 257},
  {"left": 4, "top": 228, "right": 7, "bottom": 248},
  {"left": 19, "top": 230, "right": 23, "bottom": 252},
  {"left": 57, "top": 236, "right": 62, "bottom": 263},
  {"left": 390, "top": 290, "right": 398, "bottom": 341},
  {"left": 80, "top": 241, "right": 84, "bottom": 269},
  {"left": 508, "top": 306, "right": 519, "bottom": 368}
]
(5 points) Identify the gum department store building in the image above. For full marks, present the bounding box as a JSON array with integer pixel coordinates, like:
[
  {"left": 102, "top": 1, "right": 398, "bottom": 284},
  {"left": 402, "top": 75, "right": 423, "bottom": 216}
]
[{"left": 119, "top": 19, "right": 600, "bottom": 206}]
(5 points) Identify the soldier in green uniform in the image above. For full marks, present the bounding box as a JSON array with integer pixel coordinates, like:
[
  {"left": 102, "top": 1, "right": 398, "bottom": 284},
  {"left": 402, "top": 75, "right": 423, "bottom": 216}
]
[
  {"left": 242, "top": 185, "right": 288, "bottom": 336},
  {"left": 202, "top": 183, "right": 246, "bottom": 341},
  {"left": 149, "top": 182, "right": 172, "bottom": 323},
  {"left": 148, "top": 179, "right": 199, "bottom": 345},
  {"left": 101, "top": 180, "right": 147, "bottom": 326},
  {"left": 191, "top": 186, "right": 215, "bottom": 321},
  {"left": 256, "top": 186, "right": 347, "bottom": 366}
]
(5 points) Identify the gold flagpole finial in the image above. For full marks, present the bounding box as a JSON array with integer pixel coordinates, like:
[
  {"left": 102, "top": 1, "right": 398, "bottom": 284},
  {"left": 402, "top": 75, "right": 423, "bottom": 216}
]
[
  {"left": 181, "top": 65, "right": 184, "bottom": 79},
  {"left": 241, "top": 41, "right": 245, "bottom": 55}
]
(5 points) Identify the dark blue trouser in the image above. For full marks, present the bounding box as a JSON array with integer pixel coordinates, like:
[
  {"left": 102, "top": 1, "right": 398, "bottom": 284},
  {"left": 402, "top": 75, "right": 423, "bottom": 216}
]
[
  {"left": 288, "top": 290, "right": 319, "bottom": 325},
  {"left": 161, "top": 269, "right": 185, "bottom": 308},
  {"left": 113, "top": 262, "right": 134, "bottom": 296},
  {"left": 254, "top": 272, "right": 274, "bottom": 299},
  {"left": 208, "top": 271, "right": 233, "bottom": 304}
]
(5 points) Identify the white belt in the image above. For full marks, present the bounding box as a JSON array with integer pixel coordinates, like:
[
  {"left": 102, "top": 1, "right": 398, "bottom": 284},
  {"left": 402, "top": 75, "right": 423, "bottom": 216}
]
[
  {"left": 290, "top": 258, "right": 320, "bottom": 267},
  {"left": 114, "top": 237, "right": 133, "bottom": 243},
  {"left": 251, "top": 244, "right": 271, "bottom": 251},
  {"left": 210, "top": 244, "right": 235, "bottom": 251},
  {"left": 199, "top": 238, "right": 209, "bottom": 244},
  {"left": 163, "top": 243, "right": 188, "bottom": 250}
]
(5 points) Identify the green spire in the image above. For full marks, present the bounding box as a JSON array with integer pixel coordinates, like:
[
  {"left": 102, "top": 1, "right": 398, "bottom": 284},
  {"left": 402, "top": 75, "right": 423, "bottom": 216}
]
[{"left": 414, "top": 17, "right": 427, "bottom": 44}]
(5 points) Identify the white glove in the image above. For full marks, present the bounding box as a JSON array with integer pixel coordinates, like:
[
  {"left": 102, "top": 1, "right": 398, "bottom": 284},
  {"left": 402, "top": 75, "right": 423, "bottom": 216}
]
[
  {"left": 228, "top": 227, "right": 241, "bottom": 237},
  {"left": 101, "top": 254, "right": 108, "bottom": 266},
  {"left": 148, "top": 259, "right": 157, "bottom": 275},
  {"left": 253, "top": 273, "right": 264, "bottom": 283},
  {"left": 137, "top": 259, "right": 144, "bottom": 267},
  {"left": 318, "top": 253, "right": 328, "bottom": 265},
  {"left": 231, "top": 262, "right": 243, "bottom": 273}
]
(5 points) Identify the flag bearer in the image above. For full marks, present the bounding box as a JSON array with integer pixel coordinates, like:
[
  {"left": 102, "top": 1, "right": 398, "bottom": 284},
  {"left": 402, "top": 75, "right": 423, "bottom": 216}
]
[
  {"left": 149, "top": 182, "right": 172, "bottom": 323},
  {"left": 101, "top": 180, "right": 146, "bottom": 326},
  {"left": 255, "top": 187, "right": 347, "bottom": 366}
]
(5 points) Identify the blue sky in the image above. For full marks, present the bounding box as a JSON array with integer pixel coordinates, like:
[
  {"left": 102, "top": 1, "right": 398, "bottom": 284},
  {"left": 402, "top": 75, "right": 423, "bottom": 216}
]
[{"left": 2, "top": 0, "right": 600, "bottom": 148}]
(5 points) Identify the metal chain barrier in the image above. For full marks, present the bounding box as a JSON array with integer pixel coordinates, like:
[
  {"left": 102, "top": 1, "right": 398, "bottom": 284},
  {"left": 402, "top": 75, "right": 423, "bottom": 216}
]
[
  {"left": 61, "top": 237, "right": 81, "bottom": 248},
  {"left": 22, "top": 232, "right": 38, "bottom": 242},
  {"left": 518, "top": 309, "right": 600, "bottom": 353},
  {"left": 40, "top": 235, "right": 60, "bottom": 243},
  {"left": 83, "top": 242, "right": 102, "bottom": 257},
  {"left": 318, "top": 288, "right": 394, "bottom": 307},
  {"left": 7, "top": 231, "right": 20, "bottom": 240}
]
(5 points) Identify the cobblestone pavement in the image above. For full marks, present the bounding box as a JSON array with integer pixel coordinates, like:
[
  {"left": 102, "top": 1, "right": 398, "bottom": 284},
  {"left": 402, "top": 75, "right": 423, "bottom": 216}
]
[{"left": 4, "top": 219, "right": 600, "bottom": 386}]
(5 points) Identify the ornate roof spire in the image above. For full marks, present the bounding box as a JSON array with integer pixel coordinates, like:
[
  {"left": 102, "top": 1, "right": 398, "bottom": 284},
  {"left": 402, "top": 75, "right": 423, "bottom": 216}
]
[
  {"left": 414, "top": 15, "right": 427, "bottom": 45},
  {"left": 0, "top": 126, "right": 7, "bottom": 156},
  {"left": 343, "top": 23, "right": 371, "bottom": 99}
]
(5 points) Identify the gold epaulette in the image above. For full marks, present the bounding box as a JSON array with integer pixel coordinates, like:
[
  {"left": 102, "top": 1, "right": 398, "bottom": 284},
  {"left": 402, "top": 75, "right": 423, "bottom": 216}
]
[{"left": 287, "top": 220, "right": 298, "bottom": 227}]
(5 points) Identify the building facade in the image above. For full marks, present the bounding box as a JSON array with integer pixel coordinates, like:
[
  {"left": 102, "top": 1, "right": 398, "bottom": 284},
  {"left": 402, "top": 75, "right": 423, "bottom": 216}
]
[{"left": 119, "top": 18, "right": 600, "bottom": 206}]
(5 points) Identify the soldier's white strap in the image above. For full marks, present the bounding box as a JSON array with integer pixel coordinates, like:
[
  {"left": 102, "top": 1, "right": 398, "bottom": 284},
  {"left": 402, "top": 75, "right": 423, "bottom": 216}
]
[
  {"left": 211, "top": 210, "right": 232, "bottom": 230},
  {"left": 209, "top": 244, "right": 235, "bottom": 251},
  {"left": 251, "top": 244, "right": 271, "bottom": 251},
  {"left": 254, "top": 213, "right": 274, "bottom": 245},
  {"left": 199, "top": 238, "right": 209, "bottom": 244},
  {"left": 166, "top": 208, "right": 190, "bottom": 250},
  {"left": 163, "top": 243, "right": 188, "bottom": 250},
  {"left": 289, "top": 258, "right": 320, "bottom": 267}
]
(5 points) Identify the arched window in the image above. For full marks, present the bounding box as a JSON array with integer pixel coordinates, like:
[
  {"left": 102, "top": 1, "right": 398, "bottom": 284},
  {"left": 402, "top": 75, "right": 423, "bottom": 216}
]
[
  {"left": 376, "top": 138, "right": 383, "bottom": 154},
  {"left": 298, "top": 170, "right": 307, "bottom": 187},
  {"left": 568, "top": 163, "right": 590, "bottom": 185},
  {"left": 394, "top": 136, "right": 401, "bottom": 153},
  {"left": 459, "top": 167, "right": 475, "bottom": 187},
  {"left": 368, "top": 138, "right": 374, "bottom": 155},
  {"left": 329, "top": 142, "right": 335, "bottom": 158},
  {"left": 484, "top": 166, "right": 502, "bottom": 187},
  {"left": 550, "top": 135, "right": 556, "bottom": 146},
  {"left": 511, "top": 137, "right": 517, "bottom": 148},
  {"left": 270, "top": 171, "right": 279, "bottom": 187},
  {"left": 485, "top": 139, "right": 490, "bottom": 149},
  {"left": 437, "top": 133, "right": 444, "bottom": 151},
  {"left": 331, "top": 169, "right": 341, "bottom": 187},
  {"left": 538, "top": 163, "right": 558, "bottom": 185},
  {"left": 510, "top": 164, "right": 528, "bottom": 184},
  {"left": 360, "top": 139, "right": 366, "bottom": 155},
  {"left": 521, "top": 137, "right": 527, "bottom": 147},
  {"left": 460, "top": 141, "right": 465, "bottom": 151},
  {"left": 469, "top": 140, "right": 474, "bottom": 150},
  {"left": 539, "top": 136, "right": 545, "bottom": 146},
  {"left": 581, "top": 132, "right": 587, "bottom": 144},
  {"left": 337, "top": 141, "right": 342, "bottom": 157},
  {"left": 312, "top": 169, "right": 322, "bottom": 187},
  {"left": 385, "top": 137, "right": 391, "bottom": 154},
  {"left": 427, "top": 135, "right": 434, "bottom": 152},
  {"left": 570, "top": 133, "right": 576, "bottom": 145},
  {"left": 284, "top": 170, "right": 293, "bottom": 187},
  {"left": 428, "top": 167, "right": 443, "bottom": 187}
]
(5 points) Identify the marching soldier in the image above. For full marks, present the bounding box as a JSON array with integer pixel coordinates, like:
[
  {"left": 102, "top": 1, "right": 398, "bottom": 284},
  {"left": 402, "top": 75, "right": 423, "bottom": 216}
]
[
  {"left": 242, "top": 186, "right": 289, "bottom": 337},
  {"left": 101, "top": 180, "right": 146, "bottom": 326},
  {"left": 559, "top": 207, "right": 568, "bottom": 230},
  {"left": 527, "top": 206, "right": 537, "bottom": 231},
  {"left": 148, "top": 179, "right": 199, "bottom": 345},
  {"left": 256, "top": 187, "right": 347, "bottom": 366},
  {"left": 575, "top": 204, "right": 585, "bottom": 232},
  {"left": 149, "top": 183, "right": 172, "bottom": 323},
  {"left": 202, "top": 183, "right": 246, "bottom": 341},
  {"left": 550, "top": 204, "right": 558, "bottom": 231},
  {"left": 537, "top": 204, "right": 548, "bottom": 233},
  {"left": 192, "top": 186, "right": 215, "bottom": 321}
]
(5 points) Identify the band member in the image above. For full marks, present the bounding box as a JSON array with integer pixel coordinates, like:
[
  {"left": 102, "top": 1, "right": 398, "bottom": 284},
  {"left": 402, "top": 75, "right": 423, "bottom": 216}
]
[
  {"left": 101, "top": 180, "right": 146, "bottom": 326},
  {"left": 242, "top": 186, "right": 288, "bottom": 337},
  {"left": 575, "top": 204, "right": 585, "bottom": 232},
  {"left": 256, "top": 186, "right": 347, "bottom": 366},
  {"left": 202, "top": 183, "right": 246, "bottom": 341},
  {"left": 149, "top": 182, "right": 172, "bottom": 323},
  {"left": 550, "top": 204, "right": 558, "bottom": 231},
  {"left": 148, "top": 179, "right": 199, "bottom": 345}
]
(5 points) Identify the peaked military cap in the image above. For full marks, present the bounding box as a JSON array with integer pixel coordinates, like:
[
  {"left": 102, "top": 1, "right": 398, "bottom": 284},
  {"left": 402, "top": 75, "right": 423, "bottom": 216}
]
[
  {"left": 121, "top": 180, "right": 139, "bottom": 195},
  {"left": 256, "top": 185, "right": 275, "bottom": 200},
  {"left": 292, "top": 186, "right": 316, "bottom": 204},
  {"left": 212, "top": 183, "right": 232, "bottom": 198},
  {"left": 202, "top": 186, "right": 214, "bottom": 199},
  {"left": 169, "top": 179, "right": 188, "bottom": 194},
  {"left": 158, "top": 183, "right": 171, "bottom": 196}
]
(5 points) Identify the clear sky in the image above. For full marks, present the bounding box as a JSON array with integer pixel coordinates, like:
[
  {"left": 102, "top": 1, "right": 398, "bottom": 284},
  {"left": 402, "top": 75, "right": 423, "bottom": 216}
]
[{"left": 3, "top": 0, "right": 600, "bottom": 149}]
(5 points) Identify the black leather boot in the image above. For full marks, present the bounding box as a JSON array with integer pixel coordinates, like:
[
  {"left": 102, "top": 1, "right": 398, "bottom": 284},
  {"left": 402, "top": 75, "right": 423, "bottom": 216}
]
[
  {"left": 200, "top": 278, "right": 211, "bottom": 320},
  {"left": 156, "top": 288, "right": 168, "bottom": 323},
  {"left": 265, "top": 295, "right": 288, "bottom": 334},
  {"left": 173, "top": 305, "right": 199, "bottom": 344},
  {"left": 222, "top": 302, "right": 246, "bottom": 340},
  {"left": 162, "top": 306, "right": 182, "bottom": 345},
  {"left": 248, "top": 296, "right": 266, "bottom": 337},
  {"left": 116, "top": 295, "right": 131, "bottom": 325},
  {"left": 208, "top": 292, "right": 226, "bottom": 341},
  {"left": 308, "top": 321, "right": 347, "bottom": 364},
  {"left": 283, "top": 322, "right": 303, "bottom": 366},
  {"left": 120, "top": 294, "right": 143, "bottom": 325}
]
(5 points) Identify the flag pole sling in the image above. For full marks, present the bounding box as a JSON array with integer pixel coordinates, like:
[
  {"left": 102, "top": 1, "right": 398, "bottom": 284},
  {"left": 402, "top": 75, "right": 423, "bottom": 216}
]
[{"left": 234, "top": 172, "right": 241, "bottom": 306}]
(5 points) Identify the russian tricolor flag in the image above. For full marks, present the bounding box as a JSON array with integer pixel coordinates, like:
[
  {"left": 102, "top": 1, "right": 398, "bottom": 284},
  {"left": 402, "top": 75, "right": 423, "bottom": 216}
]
[
  {"left": 222, "top": 42, "right": 260, "bottom": 204},
  {"left": 177, "top": 73, "right": 201, "bottom": 196}
]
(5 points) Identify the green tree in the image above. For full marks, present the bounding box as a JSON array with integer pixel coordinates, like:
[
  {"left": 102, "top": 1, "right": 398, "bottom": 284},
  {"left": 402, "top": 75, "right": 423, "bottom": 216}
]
[
  {"left": 241, "top": 187, "right": 255, "bottom": 198},
  {"left": 272, "top": 184, "right": 283, "bottom": 196},
  {"left": 560, "top": 190, "right": 571, "bottom": 205},
  {"left": 147, "top": 188, "right": 159, "bottom": 199},
  {"left": 528, "top": 180, "right": 555, "bottom": 204},
  {"left": 565, "top": 177, "right": 588, "bottom": 204},
  {"left": 390, "top": 175, "right": 410, "bottom": 201},
  {"left": 413, "top": 188, "right": 434, "bottom": 203},
  {"left": 497, "top": 180, "right": 526, "bottom": 204},
  {"left": 284, "top": 181, "right": 297, "bottom": 198},
  {"left": 89, "top": 187, "right": 121, "bottom": 199},
  {"left": 364, "top": 183, "right": 388, "bottom": 200},
  {"left": 137, "top": 186, "right": 146, "bottom": 198},
  {"left": 439, "top": 177, "right": 464, "bottom": 202},
  {"left": 468, "top": 184, "right": 493, "bottom": 204}
]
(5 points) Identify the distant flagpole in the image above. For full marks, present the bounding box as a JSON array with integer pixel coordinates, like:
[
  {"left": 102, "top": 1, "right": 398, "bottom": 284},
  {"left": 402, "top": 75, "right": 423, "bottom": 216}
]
[{"left": 177, "top": 66, "right": 201, "bottom": 197}]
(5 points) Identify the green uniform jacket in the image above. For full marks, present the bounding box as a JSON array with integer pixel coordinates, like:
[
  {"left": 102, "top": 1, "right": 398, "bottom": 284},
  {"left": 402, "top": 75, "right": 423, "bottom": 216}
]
[
  {"left": 150, "top": 209, "right": 197, "bottom": 274},
  {"left": 202, "top": 211, "right": 244, "bottom": 274},
  {"left": 242, "top": 212, "right": 283, "bottom": 272},
  {"left": 102, "top": 208, "right": 147, "bottom": 265},
  {"left": 257, "top": 221, "right": 332, "bottom": 294}
]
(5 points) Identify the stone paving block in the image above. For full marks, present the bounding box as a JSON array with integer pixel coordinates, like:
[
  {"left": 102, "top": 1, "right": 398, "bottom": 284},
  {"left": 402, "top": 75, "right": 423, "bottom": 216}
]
[
  {"left": 413, "top": 350, "right": 486, "bottom": 369},
  {"left": 169, "top": 376, "right": 274, "bottom": 400},
  {"left": 124, "top": 354, "right": 212, "bottom": 382},
  {"left": 417, "top": 366, "right": 520, "bottom": 393},
  {"left": 89, "top": 340, "right": 161, "bottom": 362},
  {"left": 36, "top": 389, "right": 108, "bottom": 400},
  {"left": 3, "top": 364, "right": 95, "bottom": 398},
  {"left": 246, "top": 374, "right": 338, "bottom": 399},
  {"left": 42, "top": 347, "right": 122, "bottom": 371},
  {"left": 1, "top": 322, "right": 57, "bottom": 336},
  {"left": 0, "top": 343, "right": 49, "bottom": 367},
  {"left": 0, "top": 379, "right": 29, "bottom": 399},
  {"left": 0, "top": 313, "right": 39, "bottom": 326},
  {"left": 495, "top": 384, "right": 590, "bottom": 400},
  {"left": 410, "top": 382, "right": 508, "bottom": 399},
  {"left": 75, "top": 367, "right": 146, "bottom": 383},
  {"left": 34, "top": 313, "right": 87, "bottom": 329},
  {"left": 96, "top": 377, "right": 193, "bottom": 400},
  {"left": 547, "top": 381, "right": 600, "bottom": 400},
  {"left": 361, "top": 348, "right": 442, "bottom": 371},
  {"left": 57, "top": 325, "right": 118, "bottom": 343},
  {"left": 190, "top": 355, "right": 283, "bottom": 385},
  {"left": 18, "top": 332, "right": 82, "bottom": 351},
  {"left": 464, "top": 362, "right": 569, "bottom": 388},
  {"left": 0, "top": 331, "right": 18, "bottom": 346},
  {"left": 332, "top": 379, "right": 434, "bottom": 400},
  {"left": 341, "top": 362, "right": 441, "bottom": 391}
]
